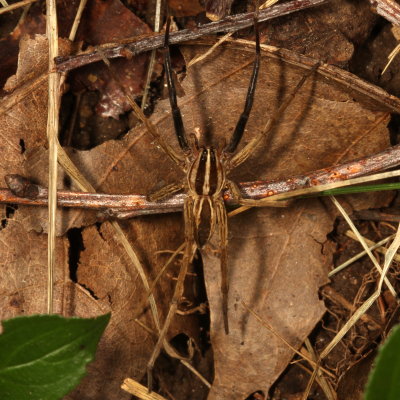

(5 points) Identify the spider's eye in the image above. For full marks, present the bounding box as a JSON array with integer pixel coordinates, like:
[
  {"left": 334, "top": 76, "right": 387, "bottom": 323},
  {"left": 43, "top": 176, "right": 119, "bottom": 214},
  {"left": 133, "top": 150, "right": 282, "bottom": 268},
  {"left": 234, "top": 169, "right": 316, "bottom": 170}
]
[{"left": 210, "top": 149, "right": 216, "bottom": 161}]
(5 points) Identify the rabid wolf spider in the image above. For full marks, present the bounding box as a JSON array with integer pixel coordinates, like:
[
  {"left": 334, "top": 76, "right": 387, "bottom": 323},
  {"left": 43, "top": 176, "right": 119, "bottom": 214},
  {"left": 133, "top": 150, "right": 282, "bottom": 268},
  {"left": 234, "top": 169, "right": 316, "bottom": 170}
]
[{"left": 145, "top": 7, "right": 319, "bottom": 391}]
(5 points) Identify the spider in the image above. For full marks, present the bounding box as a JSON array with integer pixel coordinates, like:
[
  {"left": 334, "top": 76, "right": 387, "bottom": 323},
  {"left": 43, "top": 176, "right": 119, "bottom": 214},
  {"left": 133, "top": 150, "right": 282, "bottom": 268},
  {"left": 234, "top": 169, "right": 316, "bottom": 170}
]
[{"left": 143, "top": 7, "right": 319, "bottom": 391}]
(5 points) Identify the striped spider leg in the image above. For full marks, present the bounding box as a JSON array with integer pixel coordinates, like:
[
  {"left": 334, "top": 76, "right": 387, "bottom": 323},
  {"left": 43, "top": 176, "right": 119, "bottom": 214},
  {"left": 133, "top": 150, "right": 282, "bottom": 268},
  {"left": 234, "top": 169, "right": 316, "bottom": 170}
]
[{"left": 146, "top": 7, "right": 319, "bottom": 392}]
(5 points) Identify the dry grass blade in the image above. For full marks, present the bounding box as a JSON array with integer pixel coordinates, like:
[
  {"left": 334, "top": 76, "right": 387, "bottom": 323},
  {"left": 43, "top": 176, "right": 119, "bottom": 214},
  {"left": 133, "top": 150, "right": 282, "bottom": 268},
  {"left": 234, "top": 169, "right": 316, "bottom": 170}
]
[
  {"left": 329, "top": 196, "right": 396, "bottom": 296},
  {"left": 345, "top": 230, "right": 400, "bottom": 261},
  {"left": 303, "top": 197, "right": 400, "bottom": 398},
  {"left": 260, "top": 0, "right": 280, "bottom": 8},
  {"left": 141, "top": 0, "right": 162, "bottom": 110},
  {"left": 187, "top": 32, "right": 234, "bottom": 69},
  {"left": 180, "top": 360, "right": 212, "bottom": 388},
  {"left": 329, "top": 233, "right": 396, "bottom": 277},
  {"left": 68, "top": 0, "right": 88, "bottom": 41},
  {"left": 58, "top": 147, "right": 172, "bottom": 355},
  {"left": 46, "top": 0, "right": 60, "bottom": 314},
  {"left": 304, "top": 339, "right": 337, "bottom": 400},
  {"left": 0, "top": 0, "right": 37, "bottom": 15},
  {"left": 320, "top": 213, "right": 400, "bottom": 360},
  {"left": 382, "top": 42, "right": 400, "bottom": 75}
]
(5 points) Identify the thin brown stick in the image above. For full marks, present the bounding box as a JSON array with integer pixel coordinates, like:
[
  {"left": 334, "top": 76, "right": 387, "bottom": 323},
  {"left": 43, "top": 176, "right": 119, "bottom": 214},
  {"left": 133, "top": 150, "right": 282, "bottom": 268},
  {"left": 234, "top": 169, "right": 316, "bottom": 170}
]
[
  {"left": 4, "top": 143, "right": 400, "bottom": 214},
  {"left": 55, "top": 0, "right": 328, "bottom": 72}
]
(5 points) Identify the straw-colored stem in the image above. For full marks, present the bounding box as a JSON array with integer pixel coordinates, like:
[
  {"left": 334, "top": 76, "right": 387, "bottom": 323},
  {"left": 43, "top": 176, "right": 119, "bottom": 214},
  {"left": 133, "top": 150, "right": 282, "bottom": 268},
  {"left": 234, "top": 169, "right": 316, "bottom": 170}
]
[{"left": 46, "top": 0, "right": 60, "bottom": 314}]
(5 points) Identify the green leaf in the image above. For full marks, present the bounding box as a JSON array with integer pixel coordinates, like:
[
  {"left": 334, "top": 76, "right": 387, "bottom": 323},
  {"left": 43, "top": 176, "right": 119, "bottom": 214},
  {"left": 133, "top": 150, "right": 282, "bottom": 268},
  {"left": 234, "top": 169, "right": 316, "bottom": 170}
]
[
  {"left": 0, "top": 313, "right": 110, "bottom": 400},
  {"left": 300, "top": 182, "right": 400, "bottom": 198},
  {"left": 365, "top": 324, "right": 400, "bottom": 400}
]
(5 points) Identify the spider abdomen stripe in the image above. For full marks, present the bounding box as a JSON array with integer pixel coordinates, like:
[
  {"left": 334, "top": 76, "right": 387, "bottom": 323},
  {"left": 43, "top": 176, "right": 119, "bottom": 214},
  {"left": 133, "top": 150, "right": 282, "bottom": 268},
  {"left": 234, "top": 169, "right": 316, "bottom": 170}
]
[
  {"left": 193, "top": 196, "right": 214, "bottom": 248},
  {"left": 188, "top": 147, "right": 225, "bottom": 196}
]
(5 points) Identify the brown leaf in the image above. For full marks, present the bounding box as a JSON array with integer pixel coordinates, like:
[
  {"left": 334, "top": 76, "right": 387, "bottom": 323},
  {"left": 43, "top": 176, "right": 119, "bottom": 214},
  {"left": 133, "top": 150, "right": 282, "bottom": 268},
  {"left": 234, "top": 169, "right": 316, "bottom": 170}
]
[
  {"left": 145, "top": 44, "right": 395, "bottom": 398},
  {"left": 0, "top": 220, "right": 155, "bottom": 400},
  {"left": 70, "top": 0, "right": 154, "bottom": 119},
  {"left": 262, "top": 0, "right": 377, "bottom": 66},
  {"left": 0, "top": 220, "right": 69, "bottom": 319},
  {"left": 2, "top": 33, "right": 400, "bottom": 399},
  {"left": 0, "top": 34, "right": 71, "bottom": 176},
  {"left": 66, "top": 44, "right": 397, "bottom": 397}
]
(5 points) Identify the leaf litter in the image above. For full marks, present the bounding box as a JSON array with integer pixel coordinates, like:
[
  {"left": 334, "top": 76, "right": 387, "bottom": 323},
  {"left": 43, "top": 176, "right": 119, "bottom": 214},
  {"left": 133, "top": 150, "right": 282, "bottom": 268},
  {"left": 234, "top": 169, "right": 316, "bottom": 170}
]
[{"left": 1, "top": 1, "right": 400, "bottom": 399}]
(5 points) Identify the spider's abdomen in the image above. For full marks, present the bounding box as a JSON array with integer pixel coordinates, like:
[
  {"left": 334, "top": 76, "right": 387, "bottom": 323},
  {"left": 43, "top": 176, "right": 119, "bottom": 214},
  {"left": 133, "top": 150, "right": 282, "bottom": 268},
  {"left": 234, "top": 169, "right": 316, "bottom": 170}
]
[
  {"left": 187, "top": 147, "right": 225, "bottom": 196},
  {"left": 192, "top": 196, "right": 214, "bottom": 248}
]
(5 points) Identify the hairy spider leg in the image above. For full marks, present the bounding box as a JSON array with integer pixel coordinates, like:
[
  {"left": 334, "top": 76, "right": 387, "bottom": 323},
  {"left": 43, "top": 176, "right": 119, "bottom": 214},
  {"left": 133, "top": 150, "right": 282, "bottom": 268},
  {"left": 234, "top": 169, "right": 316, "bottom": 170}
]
[
  {"left": 147, "top": 198, "right": 197, "bottom": 391},
  {"left": 164, "top": 16, "right": 190, "bottom": 153}
]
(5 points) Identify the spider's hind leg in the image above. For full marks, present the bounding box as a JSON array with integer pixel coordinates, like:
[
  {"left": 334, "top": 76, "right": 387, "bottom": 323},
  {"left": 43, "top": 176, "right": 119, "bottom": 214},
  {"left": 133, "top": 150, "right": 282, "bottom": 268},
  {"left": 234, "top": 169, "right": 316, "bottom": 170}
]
[
  {"left": 146, "top": 197, "right": 196, "bottom": 392},
  {"left": 215, "top": 198, "right": 229, "bottom": 334}
]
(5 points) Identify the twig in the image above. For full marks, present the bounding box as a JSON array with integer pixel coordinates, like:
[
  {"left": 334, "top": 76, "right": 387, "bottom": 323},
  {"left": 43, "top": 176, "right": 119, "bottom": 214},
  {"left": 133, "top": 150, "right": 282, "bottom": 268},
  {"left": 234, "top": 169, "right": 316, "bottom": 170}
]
[
  {"left": 4, "top": 144, "right": 400, "bottom": 215},
  {"left": 55, "top": 0, "right": 328, "bottom": 72}
]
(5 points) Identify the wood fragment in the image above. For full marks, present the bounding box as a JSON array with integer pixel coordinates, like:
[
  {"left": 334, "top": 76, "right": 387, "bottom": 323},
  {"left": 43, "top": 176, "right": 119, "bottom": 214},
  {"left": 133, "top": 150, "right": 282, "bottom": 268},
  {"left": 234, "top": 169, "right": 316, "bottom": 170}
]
[
  {"left": 369, "top": 0, "right": 400, "bottom": 25},
  {"left": 121, "top": 378, "right": 167, "bottom": 400}
]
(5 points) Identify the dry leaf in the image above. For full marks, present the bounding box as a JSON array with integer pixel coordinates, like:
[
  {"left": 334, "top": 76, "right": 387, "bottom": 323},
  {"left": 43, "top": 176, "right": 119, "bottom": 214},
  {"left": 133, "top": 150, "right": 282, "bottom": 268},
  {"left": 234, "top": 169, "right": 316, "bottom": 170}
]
[
  {"left": 70, "top": 0, "right": 154, "bottom": 119},
  {"left": 68, "top": 44, "right": 398, "bottom": 397},
  {"left": 1, "top": 26, "right": 400, "bottom": 400}
]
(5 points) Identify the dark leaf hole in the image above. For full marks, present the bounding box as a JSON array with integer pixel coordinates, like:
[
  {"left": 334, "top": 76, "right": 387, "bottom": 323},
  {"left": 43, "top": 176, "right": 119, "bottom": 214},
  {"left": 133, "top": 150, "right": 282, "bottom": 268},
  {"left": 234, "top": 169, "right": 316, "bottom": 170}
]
[
  {"left": 245, "top": 390, "right": 266, "bottom": 400},
  {"left": 1, "top": 204, "right": 17, "bottom": 230},
  {"left": 169, "top": 333, "right": 192, "bottom": 359},
  {"left": 67, "top": 227, "right": 85, "bottom": 282},
  {"left": 19, "top": 138, "right": 25, "bottom": 154}
]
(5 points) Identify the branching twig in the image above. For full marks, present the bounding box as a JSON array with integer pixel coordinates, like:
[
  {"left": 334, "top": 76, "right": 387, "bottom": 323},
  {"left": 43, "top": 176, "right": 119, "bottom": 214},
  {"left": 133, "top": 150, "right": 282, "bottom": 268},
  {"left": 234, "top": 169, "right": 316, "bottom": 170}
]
[
  {"left": 55, "top": 0, "right": 328, "bottom": 72},
  {"left": 3, "top": 143, "right": 400, "bottom": 215}
]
